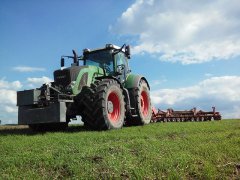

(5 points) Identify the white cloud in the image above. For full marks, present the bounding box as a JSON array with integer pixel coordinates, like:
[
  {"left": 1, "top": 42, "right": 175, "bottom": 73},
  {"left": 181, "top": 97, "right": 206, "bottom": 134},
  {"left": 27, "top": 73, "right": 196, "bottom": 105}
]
[
  {"left": 5, "top": 106, "right": 18, "bottom": 113},
  {"left": 150, "top": 78, "right": 167, "bottom": 89},
  {"left": 0, "top": 78, "right": 22, "bottom": 90},
  {"left": 151, "top": 76, "right": 240, "bottom": 118},
  {"left": 13, "top": 66, "right": 45, "bottom": 72},
  {"left": 0, "top": 79, "right": 21, "bottom": 124},
  {"left": 27, "top": 76, "right": 53, "bottom": 88},
  {"left": 0, "top": 89, "right": 17, "bottom": 105},
  {"left": 112, "top": 0, "right": 240, "bottom": 64},
  {"left": 225, "top": 105, "right": 240, "bottom": 119}
]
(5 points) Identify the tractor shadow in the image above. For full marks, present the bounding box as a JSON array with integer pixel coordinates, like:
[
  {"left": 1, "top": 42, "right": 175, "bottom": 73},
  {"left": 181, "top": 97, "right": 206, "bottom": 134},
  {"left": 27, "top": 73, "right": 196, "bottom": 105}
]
[{"left": 0, "top": 125, "right": 90, "bottom": 136}]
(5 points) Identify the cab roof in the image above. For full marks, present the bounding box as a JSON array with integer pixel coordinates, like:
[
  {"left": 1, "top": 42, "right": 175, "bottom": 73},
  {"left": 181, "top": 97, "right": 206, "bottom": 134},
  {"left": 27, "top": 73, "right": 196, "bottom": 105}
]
[{"left": 83, "top": 44, "right": 124, "bottom": 54}]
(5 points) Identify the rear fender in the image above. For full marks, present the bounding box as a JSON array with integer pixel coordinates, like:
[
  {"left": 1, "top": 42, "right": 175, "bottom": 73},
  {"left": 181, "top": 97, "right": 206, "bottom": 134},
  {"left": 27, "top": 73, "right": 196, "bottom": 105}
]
[{"left": 124, "top": 74, "right": 150, "bottom": 90}]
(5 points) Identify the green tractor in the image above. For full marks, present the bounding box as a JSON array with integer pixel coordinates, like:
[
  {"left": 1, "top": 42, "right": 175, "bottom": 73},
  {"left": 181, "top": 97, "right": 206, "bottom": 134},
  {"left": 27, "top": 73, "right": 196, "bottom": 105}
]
[{"left": 17, "top": 44, "right": 152, "bottom": 130}]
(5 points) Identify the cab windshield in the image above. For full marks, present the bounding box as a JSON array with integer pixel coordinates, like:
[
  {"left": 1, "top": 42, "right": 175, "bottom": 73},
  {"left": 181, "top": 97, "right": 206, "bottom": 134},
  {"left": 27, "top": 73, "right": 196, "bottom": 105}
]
[{"left": 84, "top": 50, "right": 114, "bottom": 73}]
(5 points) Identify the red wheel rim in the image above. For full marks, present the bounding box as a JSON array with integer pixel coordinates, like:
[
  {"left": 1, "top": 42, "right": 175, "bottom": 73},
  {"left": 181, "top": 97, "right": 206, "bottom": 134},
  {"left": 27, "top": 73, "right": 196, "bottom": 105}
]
[
  {"left": 141, "top": 91, "right": 149, "bottom": 117},
  {"left": 107, "top": 91, "right": 120, "bottom": 122}
]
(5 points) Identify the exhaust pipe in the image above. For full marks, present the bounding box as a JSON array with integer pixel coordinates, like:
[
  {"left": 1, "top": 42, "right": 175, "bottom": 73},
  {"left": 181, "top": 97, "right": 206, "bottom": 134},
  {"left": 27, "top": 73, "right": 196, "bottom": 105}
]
[{"left": 72, "top": 50, "right": 78, "bottom": 64}]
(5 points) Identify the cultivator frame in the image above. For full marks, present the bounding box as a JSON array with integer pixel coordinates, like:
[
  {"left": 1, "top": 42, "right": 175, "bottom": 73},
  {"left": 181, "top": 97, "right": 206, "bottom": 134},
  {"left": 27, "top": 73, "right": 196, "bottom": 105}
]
[{"left": 151, "top": 107, "right": 221, "bottom": 122}]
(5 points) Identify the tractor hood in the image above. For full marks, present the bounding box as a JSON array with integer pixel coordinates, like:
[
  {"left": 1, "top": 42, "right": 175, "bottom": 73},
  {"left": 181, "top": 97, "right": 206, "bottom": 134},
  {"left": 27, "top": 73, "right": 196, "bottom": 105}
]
[
  {"left": 54, "top": 66, "right": 83, "bottom": 88},
  {"left": 54, "top": 65, "right": 105, "bottom": 95}
]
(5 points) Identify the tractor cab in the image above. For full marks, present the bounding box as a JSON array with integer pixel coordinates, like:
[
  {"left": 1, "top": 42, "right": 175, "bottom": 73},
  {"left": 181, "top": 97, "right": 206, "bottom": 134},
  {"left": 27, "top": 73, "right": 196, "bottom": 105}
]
[{"left": 82, "top": 44, "right": 131, "bottom": 83}]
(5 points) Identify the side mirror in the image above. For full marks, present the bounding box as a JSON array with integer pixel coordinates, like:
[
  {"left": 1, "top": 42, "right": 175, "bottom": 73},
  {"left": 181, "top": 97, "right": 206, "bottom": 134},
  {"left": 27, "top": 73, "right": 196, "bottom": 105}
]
[
  {"left": 125, "top": 45, "right": 131, "bottom": 59},
  {"left": 61, "top": 57, "right": 65, "bottom": 67}
]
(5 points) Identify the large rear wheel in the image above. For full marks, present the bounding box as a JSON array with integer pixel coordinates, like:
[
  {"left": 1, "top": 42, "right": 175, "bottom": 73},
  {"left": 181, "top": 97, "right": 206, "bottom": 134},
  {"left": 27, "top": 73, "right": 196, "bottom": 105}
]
[
  {"left": 128, "top": 79, "right": 152, "bottom": 125},
  {"left": 82, "top": 79, "right": 125, "bottom": 130}
]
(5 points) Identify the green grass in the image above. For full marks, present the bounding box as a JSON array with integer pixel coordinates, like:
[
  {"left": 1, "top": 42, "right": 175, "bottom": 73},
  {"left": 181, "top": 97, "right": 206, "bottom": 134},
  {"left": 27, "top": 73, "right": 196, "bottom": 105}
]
[{"left": 0, "top": 120, "right": 240, "bottom": 179}]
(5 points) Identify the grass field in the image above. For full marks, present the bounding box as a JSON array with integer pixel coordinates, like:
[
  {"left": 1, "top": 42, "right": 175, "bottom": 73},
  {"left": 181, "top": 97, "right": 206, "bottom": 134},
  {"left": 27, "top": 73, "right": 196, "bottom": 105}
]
[{"left": 0, "top": 120, "right": 240, "bottom": 179}]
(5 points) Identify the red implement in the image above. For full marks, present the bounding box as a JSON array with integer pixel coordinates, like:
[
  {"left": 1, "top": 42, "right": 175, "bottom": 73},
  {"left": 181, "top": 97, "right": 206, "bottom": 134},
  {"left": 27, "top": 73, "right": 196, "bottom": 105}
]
[{"left": 151, "top": 107, "right": 221, "bottom": 122}]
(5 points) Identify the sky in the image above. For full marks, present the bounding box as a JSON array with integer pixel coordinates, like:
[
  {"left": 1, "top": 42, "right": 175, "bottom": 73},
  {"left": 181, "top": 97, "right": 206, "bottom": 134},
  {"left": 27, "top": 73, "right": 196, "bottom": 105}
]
[{"left": 0, "top": 0, "right": 240, "bottom": 124}]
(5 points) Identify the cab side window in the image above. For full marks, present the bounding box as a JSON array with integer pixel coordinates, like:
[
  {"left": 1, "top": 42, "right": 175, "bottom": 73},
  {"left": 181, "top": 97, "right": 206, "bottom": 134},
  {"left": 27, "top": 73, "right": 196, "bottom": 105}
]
[{"left": 115, "top": 53, "right": 128, "bottom": 71}]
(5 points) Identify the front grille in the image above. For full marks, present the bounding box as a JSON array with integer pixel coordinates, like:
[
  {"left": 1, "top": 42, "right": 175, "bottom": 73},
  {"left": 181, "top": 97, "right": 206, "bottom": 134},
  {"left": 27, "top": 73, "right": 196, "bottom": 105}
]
[{"left": 54, "top": 66, "right": 83, "bottom": 87}]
